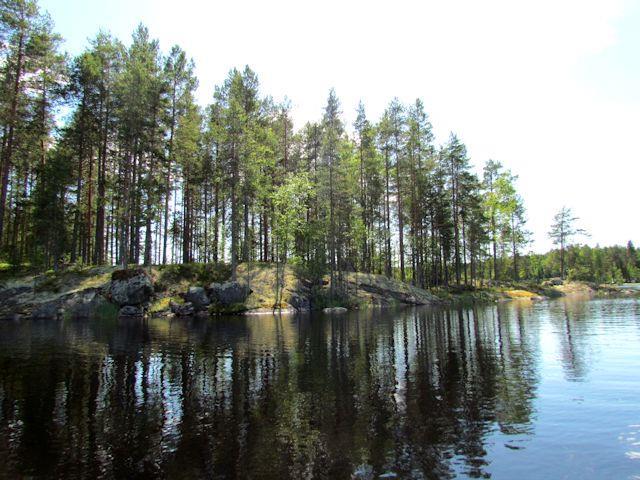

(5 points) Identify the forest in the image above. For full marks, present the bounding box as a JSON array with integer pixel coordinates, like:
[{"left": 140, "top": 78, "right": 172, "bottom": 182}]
[{"left": 1, "top": 0, "right": 638, "bottom": 292}]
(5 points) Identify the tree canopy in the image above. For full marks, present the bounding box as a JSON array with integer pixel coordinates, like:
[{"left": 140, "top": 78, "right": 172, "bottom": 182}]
[{"left": 0, "top": 0, "right": 633, "bottom": 289}]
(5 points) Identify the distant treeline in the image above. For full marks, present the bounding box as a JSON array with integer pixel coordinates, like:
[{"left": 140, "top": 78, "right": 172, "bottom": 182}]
[
  {"left": 0, "top": 0, "right": 632, "bottom": 291},
  {"left": 521, "top": 243, "right": 640, "bottom": 284}
]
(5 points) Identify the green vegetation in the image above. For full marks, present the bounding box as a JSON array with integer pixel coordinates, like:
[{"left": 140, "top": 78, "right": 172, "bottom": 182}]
[
  {"left": 548, "top": 207, "right": 589, "bottom": 279},
  {"left": 235, "top": 263, "right": 441, "bottom": 311},
  {"left": 148, "top": 296, "right": 178, "bottom": 314},
  {"left": 154, "top": 262, "right": 231, "bottom": 290},
  {"left": 236, "top": 263, "right": 301, "bottom": 310},
  {"left": 522, "top": 242, "right": 640, "bottom": 284},
  {"left": 31, "top": 266, "right": 112, "bottom": 293},
  {"left": 71, "top": 299, "right": 118, "bottom": 321},
  {"left": 0, "top": 0, "right": 635, "bottom": 299}
]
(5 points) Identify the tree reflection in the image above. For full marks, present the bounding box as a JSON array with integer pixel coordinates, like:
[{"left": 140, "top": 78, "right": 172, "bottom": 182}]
[
  {"left": 551, "top": 298, "right": 592, "bottom": 381},
  {"left": 0, "top": 304, "right": 541, "bottom": 479}
]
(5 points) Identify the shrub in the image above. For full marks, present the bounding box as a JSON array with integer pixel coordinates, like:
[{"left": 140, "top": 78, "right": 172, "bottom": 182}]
[
  {"left": 111, "top": 267, "right": 149, "bottom": 282},
  {"left": 155, "top": 263, "right": 231, "bottom": 290}
]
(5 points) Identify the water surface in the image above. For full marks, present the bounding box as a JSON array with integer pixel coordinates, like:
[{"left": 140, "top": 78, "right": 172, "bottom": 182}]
[{"left": 0, "top": 298, "right": 639, "bottom": 479}]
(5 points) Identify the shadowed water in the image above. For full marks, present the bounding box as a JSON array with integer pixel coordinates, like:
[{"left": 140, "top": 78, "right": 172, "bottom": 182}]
[{"left": 0, "top": 298, "right": 639, "bottom": 479}]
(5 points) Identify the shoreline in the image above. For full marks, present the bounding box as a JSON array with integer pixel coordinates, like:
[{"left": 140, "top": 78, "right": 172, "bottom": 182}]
[{"left": 1, "top": 263, "right": 637, "bottom": 321}]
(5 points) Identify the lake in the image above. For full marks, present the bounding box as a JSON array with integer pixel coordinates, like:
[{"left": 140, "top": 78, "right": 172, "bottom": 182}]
[{"left": 0, "top": 297, "right": 639, "bottom": 479}]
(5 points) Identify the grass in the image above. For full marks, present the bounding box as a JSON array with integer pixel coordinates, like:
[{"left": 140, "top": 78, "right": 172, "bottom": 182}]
[
  {"left": 155, "top": 263, "right": 231, "bottom": 292},
  {"left": 148, "top": 296, "right": 181, "bottom": 314},
  {"left": 32, "top": 267, "right": 114, "bottom": 294},
  {"left": 77, "top": 271, "right": 112, "bottom": 290},
  {"left": 0, "top": 262, "right": 38, "bottom": 282},
  {"left": 34, "top": 273, "right": 61, "bottom": 293},
  {"left": 431, "top": 287, "right": 499, "bottom": 304}
]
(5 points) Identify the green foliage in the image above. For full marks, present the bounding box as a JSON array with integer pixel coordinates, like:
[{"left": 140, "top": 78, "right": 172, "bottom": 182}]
[
  {"left": 111, "top": 267, "right": 148, "bottom": 281},
  {"left": 148, "top": 296, "right": 179, "bottom": 313},
  {"left": 0, "top": 2, "right": 631, "bottom": 294},
  {"left": 308, "top": 286, "right": 355, "bottom": 310},
  {"left": 155, "top": 262, "right": 231, "bottom": 289},
  {"left": 534, "top": 243, "right": 640, "bottom": 284},
  {"left": 86, "top": 300, "right": 119, "bottom": 321},
  {"left": 272, "top": 173, "right": 311, "bottom": 259},
  {"left": 548, "top": 207, "right": 588, "bottom": 279},
  {"left": 33, "top": 271, "right": 61, "bottom": 293}
]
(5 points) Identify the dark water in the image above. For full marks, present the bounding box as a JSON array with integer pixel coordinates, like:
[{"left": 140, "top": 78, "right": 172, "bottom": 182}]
[{"left": 0, "top": 298, "right": 639, "bottom": 479}]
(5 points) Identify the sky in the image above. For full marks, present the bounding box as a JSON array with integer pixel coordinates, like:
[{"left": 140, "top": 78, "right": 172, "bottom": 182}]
[{"left": 40, "top": 0, "right": 640, "bottom": 252}]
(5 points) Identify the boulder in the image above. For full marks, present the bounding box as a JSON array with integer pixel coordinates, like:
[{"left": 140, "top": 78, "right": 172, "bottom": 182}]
[
  {"left": 119, "top": 305, "right": 143, "bottom": 317},
  {"left": 31, "top": 301, "right": 62, "bottom": 320},
  {"left": 109, "top": 269, "right": 153, "bottom": 306},
  {"left": 207, "top": 281, "right": 251, "bottom": 307},
  {"left": 288, "top": 292, "right": 310, "bottom": 311},
  {"left": 0, "top": 286, "right": 31, "bottom": 305},
  {"left": 29, "top": 289, "right": 114, "bottom": 320},
  {"left": 171, "top": 301, "right": 195, "bottom": 316},
  {"left": 184, "top": 286, "right": 210, "bottom": 311},
  {"left": 63, "top": 289, "right": 110, "bottom": 318}
]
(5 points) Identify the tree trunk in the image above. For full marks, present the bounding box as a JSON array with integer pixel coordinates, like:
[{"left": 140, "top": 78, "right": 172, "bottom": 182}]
[
  {"left": 384, "top": 151, "right": 392, "bottom": 278},
  {"left": 396, "top": 141, "right": 405, "bottom": 281},
  {"left": 0, "top": 30, "right": 25, "bottom": 245},
  {"left": 93, "top": 94, "right": 109, "bottom": 265},
  {"left": 230, "top": 142, "right": 238, "bottom": 280}
]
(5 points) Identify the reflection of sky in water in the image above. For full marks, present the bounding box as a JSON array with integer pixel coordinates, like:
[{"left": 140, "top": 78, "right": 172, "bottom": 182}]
[
  {"left": 623, "top": 424, "right": 640, "bottom": 463},
  {"left": 483, "top": 298, "right": 640, "bottom": 479}
]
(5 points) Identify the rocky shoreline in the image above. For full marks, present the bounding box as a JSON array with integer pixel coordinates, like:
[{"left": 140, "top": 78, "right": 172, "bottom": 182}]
[{"left": 0, "top": 264, "right": 637, "bottom": 321}]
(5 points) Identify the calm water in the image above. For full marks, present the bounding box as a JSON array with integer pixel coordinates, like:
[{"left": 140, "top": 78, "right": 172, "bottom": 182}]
[{"left": 0, "top": 298, "right": 639, "bottom": 479}]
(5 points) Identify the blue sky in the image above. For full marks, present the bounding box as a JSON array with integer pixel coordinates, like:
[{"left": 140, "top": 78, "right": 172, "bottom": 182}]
[{"left": 40, "top": 0, "right": 640, "bottom": 252}]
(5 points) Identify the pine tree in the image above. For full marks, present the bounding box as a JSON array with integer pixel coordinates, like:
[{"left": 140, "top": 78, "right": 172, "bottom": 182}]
[
  {"left": 162, "top": 45, "right": 196, "bottom": 264},
  {"left": 320, "top": 88, "right": 343, "bottom": 295},
  {"left": 0, "top": 0, "right": 66, "bottom": 258},
  {"left": 442, "top": 133, "right": 471, "bottom": 285},
  {"left": 387, "top": 98, "right": 406, "bottom": 280},
  {"left": 495, "top": 171, "right": 529, "bottom": 280},
  {"left": 548, "top": 207, "right": 587, "bottom": 279},
  {"left": 0, "top": 11, "right": 553, "bottom": 290},
  {"left": 405, "top": 98, "right": 434, "bottom": 286},
  {"left": 483, "top": 160, "right": 502, "bottom": 281}
]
